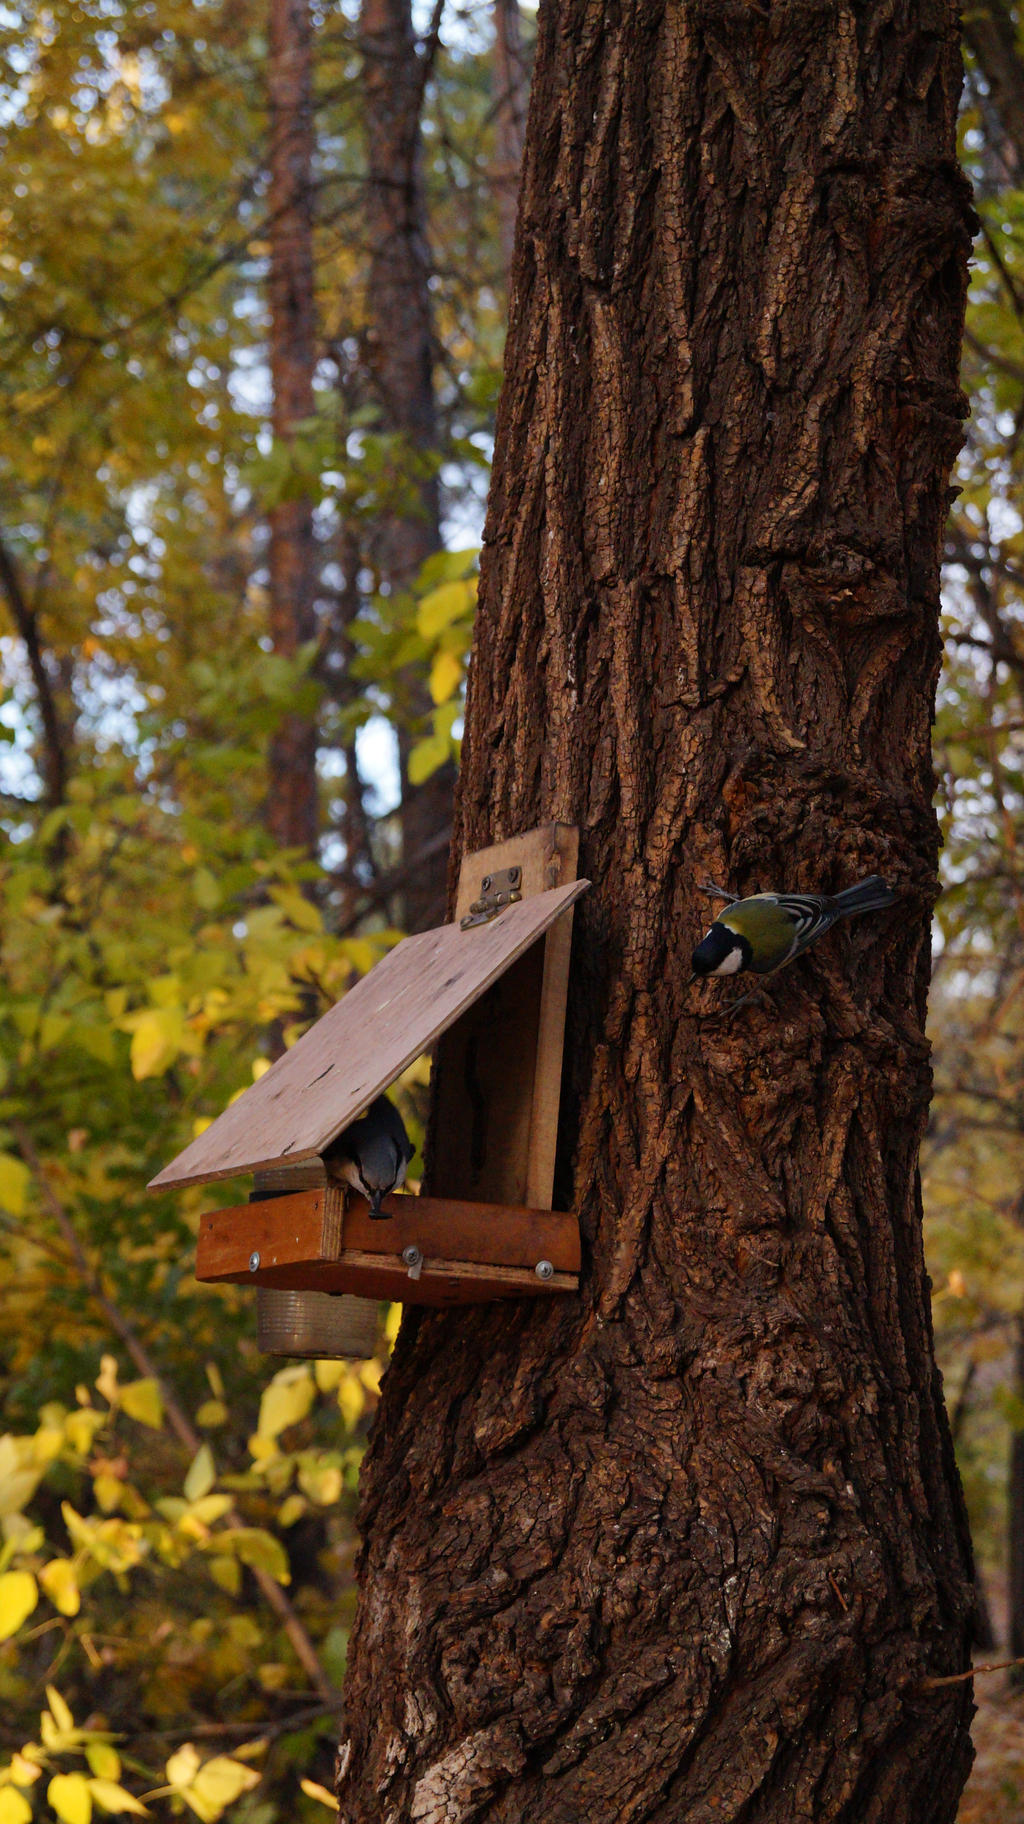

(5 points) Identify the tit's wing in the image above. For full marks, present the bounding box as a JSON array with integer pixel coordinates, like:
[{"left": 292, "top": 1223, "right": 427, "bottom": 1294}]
[{"left": 760, "top": 892, "right": 837, "bottom": 958}]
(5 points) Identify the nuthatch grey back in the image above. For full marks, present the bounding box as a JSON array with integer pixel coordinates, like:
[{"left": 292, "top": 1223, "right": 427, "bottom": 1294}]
[{"left": 325, "top": 1094, "right": 414, "bottom": 1218}]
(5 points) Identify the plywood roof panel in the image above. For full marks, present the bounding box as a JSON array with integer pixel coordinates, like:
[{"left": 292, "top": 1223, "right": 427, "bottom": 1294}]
[{"left": 149, "top": 880, "right": 589, "bottom": 1190}]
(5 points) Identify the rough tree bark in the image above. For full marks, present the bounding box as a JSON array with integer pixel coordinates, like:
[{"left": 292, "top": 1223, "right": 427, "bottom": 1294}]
[
  {"left": 361, "top": 0, "right": 451, "bottom": 931},
  {"left": 267, "top": 0, "right": 319, "bottom": 856},
  {"left": 338, "top": 3, "right": 978, "bottom": 1820}
]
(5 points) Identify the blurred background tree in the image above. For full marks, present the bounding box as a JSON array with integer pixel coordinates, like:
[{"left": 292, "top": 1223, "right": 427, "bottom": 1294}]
[{"left": 7, "top": 0, "right": 1024, "bottom": 1817}]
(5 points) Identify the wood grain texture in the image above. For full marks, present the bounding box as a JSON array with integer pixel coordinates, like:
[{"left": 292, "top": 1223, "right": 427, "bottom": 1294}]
[
  {"left": 432, "top": 827, "right": 581, "bottom": 1210},
  {"left": 338, "top": 1, "right": 978, "bottom": 1820},
  {"left": 150, "top": 879, "right": 588, "bottom": 1189},
  {"left": 195, "top": 1188, "right": 580, "bottom": 1306}
]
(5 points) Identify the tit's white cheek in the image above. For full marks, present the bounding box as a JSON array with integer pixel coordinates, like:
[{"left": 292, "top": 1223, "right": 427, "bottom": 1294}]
[{"left": 712, "top": 950, "right": 745, "bottom": 976}]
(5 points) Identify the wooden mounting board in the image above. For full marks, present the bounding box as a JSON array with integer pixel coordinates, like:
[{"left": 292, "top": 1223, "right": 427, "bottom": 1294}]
[
  {"left": 150, "top": 876, "right": 588, "bottom": 1191},
  {"left": 430, "top": 823, "right": 580, "bottom": 1210},
  {"left": 195, "top": 1188, "right": 580, "bottom": 1307}
]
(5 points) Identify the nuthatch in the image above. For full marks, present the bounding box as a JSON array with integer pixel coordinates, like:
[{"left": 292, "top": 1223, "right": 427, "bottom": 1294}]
[
  {"left": 325, "top": 1094, "right": 414, "bottom": 1218},
  {"left": 692, "top": 875, "right": 896, "bottom": 995}
]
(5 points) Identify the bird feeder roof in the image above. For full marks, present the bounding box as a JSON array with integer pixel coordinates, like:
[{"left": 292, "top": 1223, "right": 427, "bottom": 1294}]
[{"left": 149, "top": 879, "right": 589, "bottom": 1191}]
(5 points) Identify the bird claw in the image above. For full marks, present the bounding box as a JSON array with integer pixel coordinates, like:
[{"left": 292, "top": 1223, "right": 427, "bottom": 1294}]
[{"left": 696, "top": 881, "right": 739, "bottom": 903}]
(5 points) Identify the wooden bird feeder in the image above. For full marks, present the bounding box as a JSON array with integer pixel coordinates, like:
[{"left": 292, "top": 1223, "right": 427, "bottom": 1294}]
[{"left": 150, "top": 824, "right": 587, "bottom": 1332}]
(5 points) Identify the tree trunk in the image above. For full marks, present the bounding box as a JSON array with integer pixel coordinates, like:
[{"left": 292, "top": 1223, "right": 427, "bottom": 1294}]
[
  {"left": 491, "top": 0, "right": 528, "bottom": 276},
  {"left": 267, "top": 0, "right": 319, "bottom": 856},
  {"left": 338, "top": 4, "right": 978, "bottom": 1820},
  {"left": 361, "top": 0, "right": 451, "bottom": 932}
]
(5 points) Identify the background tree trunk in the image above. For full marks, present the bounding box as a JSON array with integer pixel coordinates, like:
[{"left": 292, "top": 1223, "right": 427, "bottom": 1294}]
[
  {"left": 491, "top": 0, "right": 528, "bottom": 276},
  {"left": 267, "top": 0, "right": 319, "bottom": 856},
  {"left": 361, "top": 0, "right": 451, "bottom": 931},
  {"left": 338, "top": 3, "right": 978, "bottom": 1819}
]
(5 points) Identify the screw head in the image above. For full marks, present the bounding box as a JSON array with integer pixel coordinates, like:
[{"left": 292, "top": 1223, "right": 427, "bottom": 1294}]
[
  {"left": 402, "top": 1245, "right": 422, "bottom": 1268},
  {"left": 248, "top": 1251, "right": 261, "bottom": 1272},
  {"left": 482, "top": 875, "right": 491, "bottom": 890},
  {"left": 535, "top": 1259, "right": 554, "bottom": 1281}
]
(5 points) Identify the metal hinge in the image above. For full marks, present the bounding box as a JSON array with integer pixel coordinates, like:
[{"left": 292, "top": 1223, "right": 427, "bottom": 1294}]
[{"left": 460, "top": 865, "right": 523, "bottom": 929}]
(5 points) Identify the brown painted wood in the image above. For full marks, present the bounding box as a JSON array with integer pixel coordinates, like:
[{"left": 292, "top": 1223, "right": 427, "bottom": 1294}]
[
  {"left": 150, "top": 877, "right": 588, "bottom": 1190},
  {"left": 431, "top": 824, "right": 580, "bottom": 1209},
  {"left": 196, "top": 1188, "right": 580, "bottom": 1283},
  {"left": 197, "top": 1186, "right": 345, "bottom": 1278},
  {"left": 232, "top": 1258, "right": 576, "bottom": 1306}
]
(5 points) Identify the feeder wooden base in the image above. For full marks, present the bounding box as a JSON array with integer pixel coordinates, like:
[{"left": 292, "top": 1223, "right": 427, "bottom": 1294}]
[{"left": 195, "top": 1187, "right": 580, "bottom": 1306}]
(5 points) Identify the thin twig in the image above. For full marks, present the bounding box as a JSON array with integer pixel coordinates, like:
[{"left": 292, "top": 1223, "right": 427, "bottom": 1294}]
[{"left": 918, "top": 1657, "right": 1024, "bottom": 1690}]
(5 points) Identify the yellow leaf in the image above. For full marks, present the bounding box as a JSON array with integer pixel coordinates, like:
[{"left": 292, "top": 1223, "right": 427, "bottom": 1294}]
[
  {"left": 0, "top": 1570, "right": 37, "bottom": 1641},
  {"left": 207, "top": 1556, "right": 241, "bottom": 1596},
  {"left": 0, "top": 1789, "right": 32, "bottom": 1824},
  {"left": 165, "top": 1747, "right": 200, "bottom": 1791},
  {"left": 312, "top": 1360, "right": 345, "bottom": 1393},
  {"left": 39, "top": 1558, "right": 80, "bottom": 1617},
  {"left": 186, "top": 1759, "right": 260, "bottom": 1823},
  {"left": 33, "top": 1424, "right": 65, "bottom": 1463},
  {"left": 257, "top": 1368, "right": 314, "bottom": 1441},
  {"left": 8, "top": 1755, "right": 42, "bottom": 1787},
  {"left": 93, "top": 1475, "right": 123, "bottom": 1514},
  {"left": 87, "top": 1779, "right": 148, "bottom": 1816},
  {"left": 189, "top": 1495, "right": 232, "bottom": 1526},
  {"left": 95, "top": 1356, "right": 119, "bottom": 1405},
  {"left": 127, "top": 1007, "right": 185, "bottom": 1080},
  {"left": 300, "top": 1781, "right": 339, "bottom": 1811},
  {"left": 428, "top": 648, "right": 463, "bottom": 705},
  {"left": 336, "top": 1374, "right": 366, "bottom": 1430},
  {"left": 296, "top": 1462, "right": 341, "bottom": 1507},
  {"left": 86, "top": 1746, "right": 121, "bottom": 1783},
  {"left": 195, "top": 1400, "right": 228, "bottom": 1428},
  {"left": 276, "top": 1494, "right": 307, "bottom": 1528},
  {"left": 0, "top": 1435, "right": 43, "bottom": 1517},
  {"left": 63, "top": 1409, "right": 105, "bottom": 1456},
  {"left": 46, "top": 1686, "right": 75, "bottom": 1733},
  {"left": 48, "top": 1772, "right": 92, "bottom": 1824},
  {"left": 183, "top": 1445, "right": 215, "bottom": 1504},
  {"left": 218, "top": 1528, "right": 290, "bottom": 1584},
  {"left": 0, "top": 1154, "right": 30, "bottom": 1216},
  {"left": 416, "top": 577, "right": 475, "bottom": 639},
  {"left": 120, "top": 1381, "right": 163, "bottom": 1430}
]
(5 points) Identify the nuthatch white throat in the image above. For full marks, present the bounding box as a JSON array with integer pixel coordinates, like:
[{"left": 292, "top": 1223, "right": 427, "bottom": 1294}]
[
  {"left": 691, "top": 875, "right": 896, "bottom": 1000},
  {"left": 325, "top": 1094, "right": 415, "bottom": 1218}
]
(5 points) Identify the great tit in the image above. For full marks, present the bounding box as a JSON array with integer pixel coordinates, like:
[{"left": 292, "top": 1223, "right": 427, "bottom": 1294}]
[
  {"left": 324, "top": 1094, "right": 415, "bottom": 1218},
  {"left": 691, "top": 875, "right": 896, "bottom": 989}
]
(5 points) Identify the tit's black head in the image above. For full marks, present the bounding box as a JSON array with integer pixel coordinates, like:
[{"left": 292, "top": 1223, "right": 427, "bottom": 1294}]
[{"left": 691, "top": 922, "right": 749, "bottom": 976}]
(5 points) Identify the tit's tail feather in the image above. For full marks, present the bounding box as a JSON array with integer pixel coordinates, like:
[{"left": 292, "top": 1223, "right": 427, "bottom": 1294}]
[{"left": 829, "top": 875, "right": 897, "bottom": 918}]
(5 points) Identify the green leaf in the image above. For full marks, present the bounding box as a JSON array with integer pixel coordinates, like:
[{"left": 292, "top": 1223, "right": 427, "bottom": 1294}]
[{"left": 407, "top": 733, "right": 451, "bottom": 785}]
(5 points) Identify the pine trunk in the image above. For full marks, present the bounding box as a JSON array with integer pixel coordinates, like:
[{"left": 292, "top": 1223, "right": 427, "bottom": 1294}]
[
  {"left": 361, "top": 0, "right": 451, "bottom": 931},
  {"left": 267, "top": 0, "right": 319, "bottom": 855},
  {"left": 338, "top": 4, "right": 978, "bottom": 1819}
]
